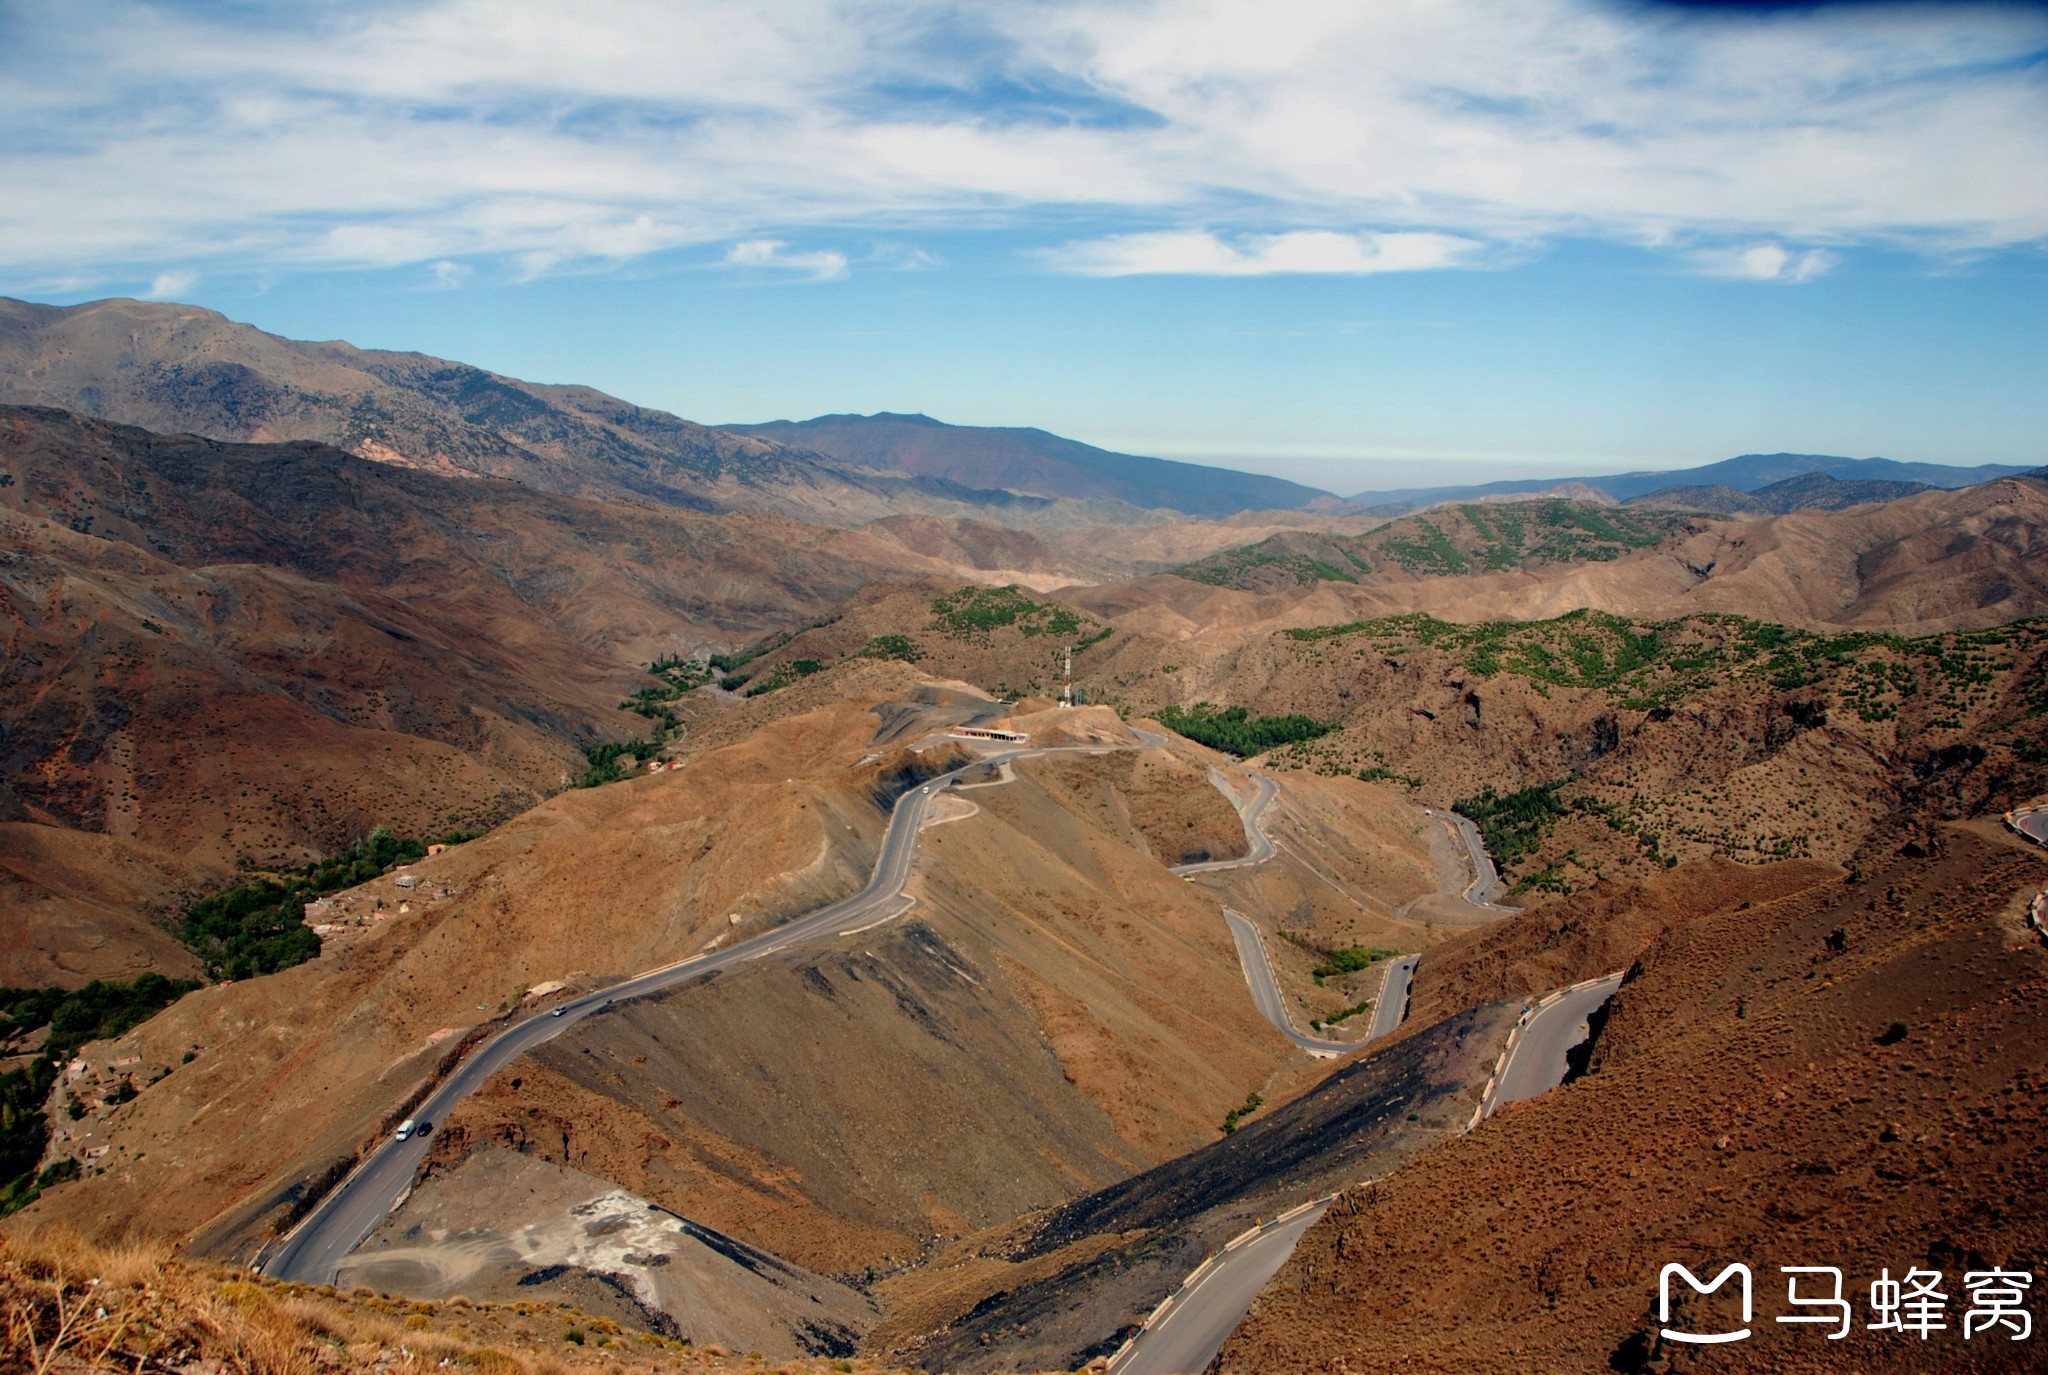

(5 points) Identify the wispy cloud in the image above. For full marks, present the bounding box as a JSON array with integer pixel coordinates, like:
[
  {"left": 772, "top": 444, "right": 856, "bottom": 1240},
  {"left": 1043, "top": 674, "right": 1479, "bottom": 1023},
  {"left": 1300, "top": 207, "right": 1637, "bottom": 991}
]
[
  {"left": 1045, "top": 229, "right": 1482, "bottom": 277},
  {"left": 1693, "top": 243, "right": 1840, "bottom": 283},
  {"left": 141, "top": 270, "right": 199, "bottom": 299},
  {"left": 0, "top": 1, "right": 2041, "bottom": 286},
  {"left": 722, "top": 238, "right": 850, "bottom": 281}
]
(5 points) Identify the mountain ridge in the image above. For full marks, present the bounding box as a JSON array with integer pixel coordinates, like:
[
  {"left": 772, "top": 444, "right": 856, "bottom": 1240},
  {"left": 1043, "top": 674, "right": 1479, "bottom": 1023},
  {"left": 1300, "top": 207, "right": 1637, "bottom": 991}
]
[
  {"left": 0, "top": 297, "right": 1136, "bottom": 530},
  {"left": 717, "top": 410, "right": 1334, "bottom": 517},
  {"left": 1350, "top": 450, "right": 2030, "bottom": 510}
]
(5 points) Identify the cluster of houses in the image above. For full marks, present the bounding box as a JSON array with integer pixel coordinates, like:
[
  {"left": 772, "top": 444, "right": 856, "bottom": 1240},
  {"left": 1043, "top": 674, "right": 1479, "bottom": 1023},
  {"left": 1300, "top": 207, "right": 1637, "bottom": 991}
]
[
  {"left": 50, "top": 1048, "right": 153, "bottom": 1172},
  {"left": 303, "top": 865, "right": 454, "bottom": 949}
]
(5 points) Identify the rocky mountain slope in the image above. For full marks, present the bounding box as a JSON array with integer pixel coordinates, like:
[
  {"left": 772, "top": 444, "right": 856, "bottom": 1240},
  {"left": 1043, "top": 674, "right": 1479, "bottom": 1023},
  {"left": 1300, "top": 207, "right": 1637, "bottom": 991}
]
[
  {"left": 1218, "top": 819, "right": 2048, "bottom": 1373},
  {"left": 13, "top": 695, "right": 1361, "bottom": 1291},
  {"left": 729, "top": 576, "right": 2048, "bottom": 902},
  {"left": 1626, "top": 470, "right": 1934, "bottom": 515},
  {"left": 719, "top": 412, "right": 1330, "bottom": 517},
  {"left": 0, "top": 405, "right": 1022, "bottom": 983},
  {"left": 1107, "top": 476, "right": 2048, "bottom": 633},
  {"left": 1171, "top": 499, "right": 1714, "bottom": 592},
  {"left": 0, "top": 298, "right": 1075, "bottom": 528},
  {"left": 1349, "top": 450, "right": 2028, "bottom": 512}
]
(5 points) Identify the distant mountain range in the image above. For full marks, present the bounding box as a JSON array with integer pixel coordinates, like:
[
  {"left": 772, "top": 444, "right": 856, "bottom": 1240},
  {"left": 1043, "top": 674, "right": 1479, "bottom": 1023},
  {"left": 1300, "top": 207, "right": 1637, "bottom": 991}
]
[
  {"left": 1623, "top": 471, "right": 1938, "bottom": 516},
  {"left": 719, "top": 412, "right": 1331, "bottom": 518},
  {"left": 2, "top": 298, "right": 2031, "bottom": 528},
  {"left": 0, "top": 298, "right": 1330, "bottom": 525},
  {"left": 0, "top": 297, "right": 1114, "bottom": 529},
  {"left": 1350, "top": 452, "right": 2031, "bottom": 512}
]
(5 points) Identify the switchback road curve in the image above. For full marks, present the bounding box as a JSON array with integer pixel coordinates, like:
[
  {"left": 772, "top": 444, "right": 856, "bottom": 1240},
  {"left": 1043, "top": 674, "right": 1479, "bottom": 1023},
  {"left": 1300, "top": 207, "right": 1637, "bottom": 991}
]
[
  {"left": 263, "top": 734, "right": 1146, "bottom": 1284},
  {"left": 1179, "top": 767, "right": 1415, "bottom": 1057},
  {"left": 1110, "top": 970, "right": 1624, "bottom": 1375}
]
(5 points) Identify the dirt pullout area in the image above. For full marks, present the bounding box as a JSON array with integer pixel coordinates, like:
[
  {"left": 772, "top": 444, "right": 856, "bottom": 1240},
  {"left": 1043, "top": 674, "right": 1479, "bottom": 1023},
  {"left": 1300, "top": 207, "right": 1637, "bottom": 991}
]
[
  {"left": 16, "top": 686, "right": 951, "bottom": 1255},
  {"left": 874, "top": 1000, "right": 1518, "bottom": 1374},
  {"left": 866, "top": 681, "right": 1016, "bottom": 746},
  {"left": 343, "top": 1146, "right": 876, "bottom": 1360},
  {"left": 1218, "top": 823, "right": 2048, "bottom": 1374},
  {"left": 426, "top": 743, "right": 1300, "bottom": 1280}
]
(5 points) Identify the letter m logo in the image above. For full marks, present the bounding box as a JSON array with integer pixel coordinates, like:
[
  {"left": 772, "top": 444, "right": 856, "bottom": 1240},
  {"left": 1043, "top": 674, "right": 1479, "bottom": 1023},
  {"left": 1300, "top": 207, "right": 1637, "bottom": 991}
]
[{"left": 1659, "top": 1262, "right": 1753, "bottom": 1345}]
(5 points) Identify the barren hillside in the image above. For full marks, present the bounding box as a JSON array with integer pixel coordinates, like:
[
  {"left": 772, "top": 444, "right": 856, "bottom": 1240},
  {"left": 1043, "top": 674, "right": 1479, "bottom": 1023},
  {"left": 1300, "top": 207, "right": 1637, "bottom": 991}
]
[
  {"left": 0, "top": 406, "right": 1102, "bottom": 983},
  {"left": 0, "top": 297, "right": 999, "bottom": 526},
  {"left": 1219, "top": 821, "right": 2048, "bottom": 1374},
  {"left": 1128, "top": 477, "right": 2048, "bottom": 633}
]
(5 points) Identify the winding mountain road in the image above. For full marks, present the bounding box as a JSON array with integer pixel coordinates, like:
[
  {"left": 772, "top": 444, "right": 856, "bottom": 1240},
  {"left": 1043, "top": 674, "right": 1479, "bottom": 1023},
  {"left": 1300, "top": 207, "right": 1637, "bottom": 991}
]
[
  {"left": 1483, "top": 973, "right": 1625, "bottom": 1117},
  {"left": 1113, "top": 1202, "right": 1330, "bottom": 1375},
  {"left": 1178, "top": 767, "right": 1417, "bottom": 1058},
  {"left": 1172, "top": 768, "right": 1278, "bottom": 874},
  {"left": 1217, "top": 911, "right": 1417, "bottom": 1058},
  {"left": 263, "top": 735, "right": 1132, "bottom": 1285},
  {"left": 1111, "top": 969, "right": 1623, "bottom": 1375},
  {"left": 1113, "top": 783, "right": 1600, "bottom": 1375},
  {"left": 1422, "top": 807, "right": 1516, "bottom": 910}
]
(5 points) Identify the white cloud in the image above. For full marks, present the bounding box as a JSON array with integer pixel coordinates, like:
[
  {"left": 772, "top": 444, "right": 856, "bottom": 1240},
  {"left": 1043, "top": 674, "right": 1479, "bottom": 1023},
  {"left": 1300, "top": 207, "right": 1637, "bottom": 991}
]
[
  {"left": 0, "top": 0, "right": 2041, "bottom": 283},
  {"left": 1694, "top": 243, "right": 1840, "bottom": 283},
  {"left": 141, "top": 270, "right": 199, "bottom": 299},
  {"left": 722, "top": 238, "right": 850, "bottom": 281},
  {"left": 429, "top": 259, "right": 469, "bottom": 288},
  {"left": 1046, "top": 229, "right": 1482, "bottom": 276}
]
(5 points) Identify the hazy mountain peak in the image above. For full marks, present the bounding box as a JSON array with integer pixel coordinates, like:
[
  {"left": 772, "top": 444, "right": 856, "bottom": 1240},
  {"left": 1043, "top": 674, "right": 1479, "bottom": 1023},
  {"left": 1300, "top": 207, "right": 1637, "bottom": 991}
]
[{"left": 719, "top": 410, "right": 1332, "bottom": 517}]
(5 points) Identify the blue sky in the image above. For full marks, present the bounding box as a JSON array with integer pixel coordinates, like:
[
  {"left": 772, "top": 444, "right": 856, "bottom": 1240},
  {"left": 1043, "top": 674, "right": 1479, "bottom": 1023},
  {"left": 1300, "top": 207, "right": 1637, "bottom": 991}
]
[{"left": 4, "top": 0, "right": 2045, "bottom": 493}]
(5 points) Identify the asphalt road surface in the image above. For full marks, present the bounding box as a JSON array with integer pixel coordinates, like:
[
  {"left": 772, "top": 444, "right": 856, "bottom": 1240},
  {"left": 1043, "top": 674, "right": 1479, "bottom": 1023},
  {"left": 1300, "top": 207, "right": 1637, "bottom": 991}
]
[
  {"left": 2014, "top": 808, "right": 2048, "bottom": 846},
  {"left": 1366, "top": 954, "right": 1419, "bottom": 1040},
  {"left": 1112, "top": 1203, "right": 1330, "bottom": 1375},
  {"left": 1487, "top": 973, "right": 1625, "bottom": 1115},
  {"left": 1112, "top": 970, "right": 1616, "bottom": 1375},
  {"left": 1218, "top": 910, "right": 1353, "bottom": 1056},
  {"left": 263, "top": 736, "right": 1113, "bottom": 1284},
  {"left": 1172, "top": 768, "right": 1278, "bottom": 875},
  {"left": 1423, "top": 808, "right": 1514, "bottom": 909}
]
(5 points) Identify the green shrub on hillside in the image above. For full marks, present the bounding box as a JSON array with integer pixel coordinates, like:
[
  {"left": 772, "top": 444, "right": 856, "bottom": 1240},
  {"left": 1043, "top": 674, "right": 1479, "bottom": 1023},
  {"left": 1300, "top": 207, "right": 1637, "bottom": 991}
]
[
  {"left": 2, "top": 973, "right": 201, "bottom": 1214},
  {"left": 1174, "top": 547, "right": 1361, "bottom": 588},
  {"left": 575, "top": 739, "right": 660, "bottom": 786},
  {"left": 1311, "top": 946, "right": 1401, "bottom": 980},
  {"left": 1157, "top": 702, "right": 1339, "bottom": 757},
  {"left": 741, "top": 658, "right": 826, "bottom": 696},
  {"left": 1455, "top": 782, "right": 1569, "bottom": 869},
  {"left": 620, "top": 654, "right": 713, "bottom": 736},
  {"left": 1278, "top": 609, "right": 2048, "bottom": 716},
  {"left": 930, "top": 584, "right": 1087, "bottom": 639},
  {"left": 180, "top": 826, "right": 478, "bottom": 979},
  {"left": 1378, "top": 518, "right": 1468, "bottom": 576},
  {"left": 859, "top": 634, "right": 924, "bottom": 662}
]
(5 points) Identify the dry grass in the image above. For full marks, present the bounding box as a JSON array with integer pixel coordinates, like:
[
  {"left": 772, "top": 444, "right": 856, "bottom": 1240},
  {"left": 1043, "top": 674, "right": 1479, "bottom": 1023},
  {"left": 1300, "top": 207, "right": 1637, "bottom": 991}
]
[{"left": 0, "top": 1228, "right": 1056, "bottom": 1375}]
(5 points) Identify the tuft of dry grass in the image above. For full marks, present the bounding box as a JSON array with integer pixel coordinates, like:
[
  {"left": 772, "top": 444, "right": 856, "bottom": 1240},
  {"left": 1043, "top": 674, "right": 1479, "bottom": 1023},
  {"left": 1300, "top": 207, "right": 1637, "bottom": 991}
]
[{"left": 0, "top": 1227, "right": 1088, "bottom": 1375}]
